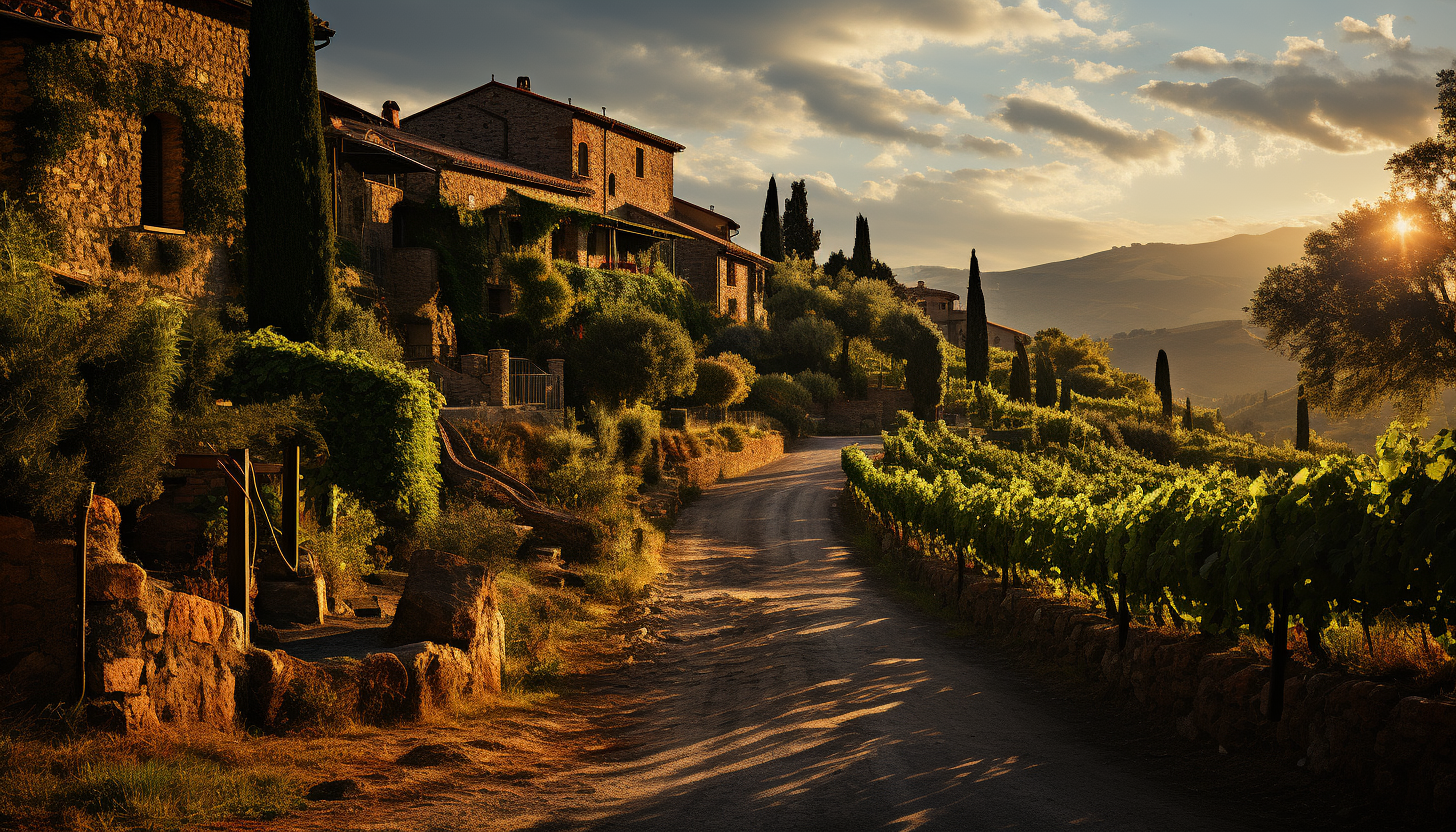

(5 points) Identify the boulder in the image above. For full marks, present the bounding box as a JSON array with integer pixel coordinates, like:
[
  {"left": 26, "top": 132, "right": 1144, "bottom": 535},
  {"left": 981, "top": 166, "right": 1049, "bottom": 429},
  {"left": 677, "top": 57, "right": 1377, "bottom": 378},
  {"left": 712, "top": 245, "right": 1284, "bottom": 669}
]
[
  {"left": 356, "top": 651, "right": 410, "bottom": 724},
  {"left": 244, "top": 647, "right": 347, "bottom": 733},
  {"left": 85, "top": 495, "right": 124, "bottom": 564},
  {"left": 254, "top": 576, "right": 326, "bottom": 626},
  {"left": 382, "top": 641, "right": 475, "bottom": 716},
  {"left": 387, "top": 549, "right": 503, "bottom": 694}
]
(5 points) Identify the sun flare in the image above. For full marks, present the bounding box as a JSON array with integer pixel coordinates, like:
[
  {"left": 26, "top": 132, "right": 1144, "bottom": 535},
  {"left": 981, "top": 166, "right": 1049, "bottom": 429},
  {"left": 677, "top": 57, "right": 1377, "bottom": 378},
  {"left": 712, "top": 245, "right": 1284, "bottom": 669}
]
[{"left": 1394, "top": 216, "right": 1415, "bottom": 236}]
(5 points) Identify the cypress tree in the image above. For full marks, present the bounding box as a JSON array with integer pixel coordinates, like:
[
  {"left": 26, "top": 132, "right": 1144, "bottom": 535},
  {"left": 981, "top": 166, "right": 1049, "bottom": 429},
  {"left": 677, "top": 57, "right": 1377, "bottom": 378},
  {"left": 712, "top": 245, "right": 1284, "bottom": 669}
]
[
  {"left": 965, "top": 250, "right": 989, "bottom": 386},
  {"left": 1011, "top": 340, "right": 1033, "bottom": 402},
  {"left": 244, "top": 0, "right": 336, "bottom": 343},
  {"left": 760, "top": 176, "right": 784, "bottom": 261},
  {"left": 850, "top": 214, "right": 872, "bottom": 277},
  {"left": 1034, "top": 349, "right": 1056, "bottom": 407},
  {"left": 782, "top": 179, "right": 820, "bottom": 265},
  {"left": 1154, "top": 349, "right": 1172, "bottom": 420},
  {"left": 1059, "top": 375, "right": 1072, "bottom": 411},
  {"left": 1183, "top": 396, "right": 1193, "bottom": 430},
  {"left": 1296, "top": 384, "right": 1310, "bottom": 451}
]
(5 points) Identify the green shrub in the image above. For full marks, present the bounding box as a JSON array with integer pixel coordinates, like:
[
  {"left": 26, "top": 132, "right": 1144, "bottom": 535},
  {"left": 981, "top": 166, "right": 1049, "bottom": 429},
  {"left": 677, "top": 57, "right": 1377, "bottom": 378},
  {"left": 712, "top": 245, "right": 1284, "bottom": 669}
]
[
  {"left": 504, "top": 250, "right": 574, "bottom": 328},
  {"left": 690, "top": 357, "right": 748, "bottom": 407},
  {"left": 746, "top": 374, "right": 813, "bottom": 438},
  {"left": 715, "top": 423, "right": 747, "bottom": 452},
  {"left": 543, "top": 454, "right": 633, "bottom": 511},
  {"left": 774, "top": 314, "right": 840, "bottom": 374},
  {"left": 793, "top": 370, "right": 839, "bottom": 404},
  {"left": 414, "top": 499, "right": 524, "bottom": 570},
  {"left": 225, "top": 329, "right": 443, "bottom": 520},
  {"left": 1115, "top": 418, "right": 1178, "bottom": 463},
  {"left": 615, "top": 404, "right": 660, "bottom": 466},
  {"left": 303, "top": 494, "right": 382, "bottom": 592},
  {"left": 327, "top": 296, "right": 402, "bottom": 363},
  {"left": 573, "top": 306, "right": 696, "bottom": 406}
]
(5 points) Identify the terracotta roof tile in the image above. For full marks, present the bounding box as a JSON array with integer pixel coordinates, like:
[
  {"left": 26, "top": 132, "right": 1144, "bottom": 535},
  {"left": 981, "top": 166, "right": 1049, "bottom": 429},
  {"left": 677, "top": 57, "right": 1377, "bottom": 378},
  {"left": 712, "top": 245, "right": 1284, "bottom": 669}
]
[
  {"left": 623, "top": 204, "right": 773, "bottom": 267},
  {"left": 0, "top": 0, "right": 100, "bottom": 35}
]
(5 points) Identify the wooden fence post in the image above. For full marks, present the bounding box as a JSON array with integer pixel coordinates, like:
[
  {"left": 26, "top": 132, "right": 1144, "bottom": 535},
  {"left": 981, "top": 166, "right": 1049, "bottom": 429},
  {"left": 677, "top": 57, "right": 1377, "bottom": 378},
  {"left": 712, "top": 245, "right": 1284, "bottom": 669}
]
[
  {"left": 75, "top": 482, "right": 93, "bottom": 703},
  {"left": 227, "top": 448, "right": 251, "bottom": 645}
]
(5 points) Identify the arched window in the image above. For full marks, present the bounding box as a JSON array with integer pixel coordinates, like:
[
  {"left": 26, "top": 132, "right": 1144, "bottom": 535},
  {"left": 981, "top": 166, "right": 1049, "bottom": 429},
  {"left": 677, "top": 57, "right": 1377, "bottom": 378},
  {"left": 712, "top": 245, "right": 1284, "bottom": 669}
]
[
  {"left": 140, "top": 112, "right": 184, "bottom": 229},
  {"left": 607, "top": 173, "right": 616, "bottom": 197},
  {"left": 635, "top": 147, "right": 645, "bottom": 178},
  {"left": 577, "top": 142, "right": 589, "bottom": 176}
]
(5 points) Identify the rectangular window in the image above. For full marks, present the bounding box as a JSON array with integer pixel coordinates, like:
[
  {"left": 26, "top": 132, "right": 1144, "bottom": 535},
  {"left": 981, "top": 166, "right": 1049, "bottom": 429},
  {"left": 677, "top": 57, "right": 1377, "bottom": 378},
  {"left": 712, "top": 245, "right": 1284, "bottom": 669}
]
[
  {"left": 728, "top": 298, "right": 738, "bottom": 317},
  {"left": 635, "top": 147, "right": 645, "bottom": 178},
  {"left": 726, "top": 262, "right": 738, "bottom": 287}
]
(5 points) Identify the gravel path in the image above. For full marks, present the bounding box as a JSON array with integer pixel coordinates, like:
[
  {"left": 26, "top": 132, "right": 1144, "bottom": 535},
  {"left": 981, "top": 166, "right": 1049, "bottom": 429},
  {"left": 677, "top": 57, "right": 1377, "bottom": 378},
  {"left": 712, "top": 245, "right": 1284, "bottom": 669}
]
[{"left": 528, "top": 436, "right": 1317, "bottom": 832}]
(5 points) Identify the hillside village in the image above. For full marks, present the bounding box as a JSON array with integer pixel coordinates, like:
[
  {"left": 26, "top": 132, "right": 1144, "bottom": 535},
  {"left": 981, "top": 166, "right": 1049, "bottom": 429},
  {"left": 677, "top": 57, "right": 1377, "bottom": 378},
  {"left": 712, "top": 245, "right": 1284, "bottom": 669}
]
[{"left": 4, "top": 1, "right": 1456, "bottom": 828}]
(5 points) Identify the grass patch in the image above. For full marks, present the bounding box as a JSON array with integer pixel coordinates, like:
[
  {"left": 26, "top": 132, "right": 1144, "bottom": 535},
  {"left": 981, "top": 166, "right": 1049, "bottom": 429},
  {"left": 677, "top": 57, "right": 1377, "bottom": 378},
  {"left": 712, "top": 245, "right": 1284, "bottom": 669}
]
[{"left": 0, "top": 729, "right": 306, "bottom": 830}]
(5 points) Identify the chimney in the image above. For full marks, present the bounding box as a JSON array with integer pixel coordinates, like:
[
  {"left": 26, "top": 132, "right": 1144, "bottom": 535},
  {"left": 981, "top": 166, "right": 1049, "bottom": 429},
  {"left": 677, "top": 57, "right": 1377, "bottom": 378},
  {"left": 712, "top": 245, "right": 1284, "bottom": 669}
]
[
  {"left": 516, "top": 76, "right": 531, "bottom": 91},
  {"left": 381, "top": 100, "right": 400, "bottom": 129}
]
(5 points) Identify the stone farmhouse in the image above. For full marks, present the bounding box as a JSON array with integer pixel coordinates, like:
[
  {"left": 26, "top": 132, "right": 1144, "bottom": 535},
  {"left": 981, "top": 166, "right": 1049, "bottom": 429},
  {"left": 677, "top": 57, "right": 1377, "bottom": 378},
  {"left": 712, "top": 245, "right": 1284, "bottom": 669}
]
[
  {"left": 902, "top": 280, "right": 1030, "bottom": 350},
  {"left": 0, "top": 0, "right": 332, "bottom": 295},
  {"left": 321, "top": 76, "right": 770, "bottom": 364}
]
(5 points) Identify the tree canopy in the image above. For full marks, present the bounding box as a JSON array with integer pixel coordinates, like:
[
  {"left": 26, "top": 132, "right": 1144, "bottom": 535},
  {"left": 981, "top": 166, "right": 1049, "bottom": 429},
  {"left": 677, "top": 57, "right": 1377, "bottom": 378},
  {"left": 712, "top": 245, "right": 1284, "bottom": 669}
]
[
  {"left": 760, "top": 176, "right": 784, "bottom": 261},
  {"left": 782, "top": 179, "right": 821, "bottom": 265},
  {"left": 243, "top": 0, "right": 336, "bottom": 343},
  {"left": 1249, "top": 62, "right": 1456, "bottom": 418},
  {"left": 965, "top": 249, "right": 989, "bottom": 385}
]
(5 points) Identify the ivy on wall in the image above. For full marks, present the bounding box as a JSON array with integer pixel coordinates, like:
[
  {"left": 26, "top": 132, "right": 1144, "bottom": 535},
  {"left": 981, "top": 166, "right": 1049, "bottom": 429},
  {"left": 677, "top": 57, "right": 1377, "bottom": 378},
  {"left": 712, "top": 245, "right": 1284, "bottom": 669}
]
[{"left": 20, "top": 41, "right": 244, "bottom": 235}]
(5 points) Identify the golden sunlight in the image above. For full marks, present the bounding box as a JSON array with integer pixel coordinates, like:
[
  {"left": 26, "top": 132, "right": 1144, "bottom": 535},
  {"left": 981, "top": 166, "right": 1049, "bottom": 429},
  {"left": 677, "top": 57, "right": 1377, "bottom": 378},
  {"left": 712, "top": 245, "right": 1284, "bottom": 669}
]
[{"left": 1394, "top": 215, "right": 1415, "bottom": 237}]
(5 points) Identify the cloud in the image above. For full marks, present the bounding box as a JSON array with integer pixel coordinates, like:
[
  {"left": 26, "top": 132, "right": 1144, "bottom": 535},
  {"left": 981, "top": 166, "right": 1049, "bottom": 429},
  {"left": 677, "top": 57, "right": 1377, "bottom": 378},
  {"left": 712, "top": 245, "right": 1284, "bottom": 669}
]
[
  {"left": 1143, "top": 16, "right": 1449, "bottom": 153},
  {"left": 1338, "top": 14, "right": 1410, "bottom": 49},
  {"left": 315, "top": 0, "right": 1134, "bottom": 157},
  {"left": 994, "top": 83, "right": 1183, "bottom": 165},
  {"left": 952, "top": 134, "right": 1023, "bottom": 157},
  {"left": 1062, "top": 58, "right": 1134, "bottom": 82}
]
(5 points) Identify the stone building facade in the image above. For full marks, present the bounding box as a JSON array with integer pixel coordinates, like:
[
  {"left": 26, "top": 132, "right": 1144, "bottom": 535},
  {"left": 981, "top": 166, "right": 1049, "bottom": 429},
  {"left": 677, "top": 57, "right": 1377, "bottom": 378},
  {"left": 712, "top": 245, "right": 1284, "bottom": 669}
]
[
  {"left": 903, "top": 280, "right": 1029, "bottom": 348},
  {"left": 0, "top": 0, "right": 332, "bottom": 296}
]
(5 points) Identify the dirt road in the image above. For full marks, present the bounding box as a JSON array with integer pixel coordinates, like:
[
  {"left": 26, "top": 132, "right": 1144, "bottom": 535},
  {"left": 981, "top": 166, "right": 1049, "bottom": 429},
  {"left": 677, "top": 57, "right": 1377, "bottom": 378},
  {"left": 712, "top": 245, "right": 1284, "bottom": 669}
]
[
  {"left": 267, "top": 436, "right": 1356, "bottom": 832},
  {"left": 520, "top": 436, "right": 1336, "bottom": 832}
]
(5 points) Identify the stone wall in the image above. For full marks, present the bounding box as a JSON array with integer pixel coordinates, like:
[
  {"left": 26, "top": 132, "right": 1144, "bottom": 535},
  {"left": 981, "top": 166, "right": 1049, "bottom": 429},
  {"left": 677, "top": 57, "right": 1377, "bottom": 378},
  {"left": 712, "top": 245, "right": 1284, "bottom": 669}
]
[
  {"left": 0, "top": 0, "right": 250, "bottom": 285},
  {"left": 846, "top": 492, "right": 1456, "bottom": 821},
  {"left": 571, "top": 117, "right": 674, "bottom": 214},
  {"left": 678, "top": 433, "right": 786, "bottom": 489}
]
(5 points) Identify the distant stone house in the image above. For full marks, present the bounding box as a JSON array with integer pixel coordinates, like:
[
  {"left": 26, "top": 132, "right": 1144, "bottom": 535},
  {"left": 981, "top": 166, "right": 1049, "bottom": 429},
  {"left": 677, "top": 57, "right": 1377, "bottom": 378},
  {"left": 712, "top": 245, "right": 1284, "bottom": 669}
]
[
  {"left": 389, "top": 75, "right": 766, "bottom": 323},
  {"left": 903, "top": 280, "right": 1030, "bottom": 350},
  {"left": 0, "top": 0, "right": 331, "bottom": 295}
]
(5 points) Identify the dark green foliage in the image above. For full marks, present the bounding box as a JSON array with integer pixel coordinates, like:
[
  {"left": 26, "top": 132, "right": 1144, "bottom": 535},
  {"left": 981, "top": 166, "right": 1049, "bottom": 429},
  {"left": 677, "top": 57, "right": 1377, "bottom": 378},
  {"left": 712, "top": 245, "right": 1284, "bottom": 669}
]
[
  {"left": 782, "top": 179, "right": 820, "bottom": 265},
  {"left": 328, "top": 296, "right": 403, "bottom": 363},
  {"left": 1059, "top": 376, "right": 1072, "bottom": 411},
  {"left": 244, "top": 0, "right": 336, "bottom": 344},
  {"left": 850, "top": 215, "right": 872, "bottom": 278},
  {"left": 793, "top": 370, "right": 840, "bottom": 404},
  {"left": 225, "top": 330, "right": 442, "bottom": 520},
  {"left": 573, "top": 307, "right": 696, "bottom": 406},
  {"left": 760, "top": 176, "right": 784, "bottom": 261},
  {"left": 689, "top": 357, "right": 749, "bottom": 407},
  {"left": 746, "top": 374, "right": 813, "bottom": 438},
  {"left": 20, "top": 42, "right": 243, "bottom": 233},
  {"left": 866, "top": 260, "right": 897, "bottom": 284},
  {"left": 1034, "top": 349, "right": 1057, "bottom": 407},
  {"left": 824, "top": 249, "right": 849, "bottom": 278},
  {"left": 833, "top": 277, "right": 894, "bottom": 380},
  {"left": 1154, "top": 349, "right": 1172, "bottom": 419},
  {"left": 561, "top": 262, "right": 716, "bottom": 341},
  {"left": 1296, "top": 385, "right": 1310, "bottom": 451},
  {"left": 1010, "top": 341, "right": 1032, "bottom": 403},
  {"left": 1250, "top": 62, "right": 1456, "bottom": 419},
  {"left": 708, "top": 324, "right": 772, "bottom": 365},
  {"left": 774, "top": 315, "right": 840, "bottom": 374},
  {"left": 1183, "top": 397, "right": 1194, "bottom": 431},
  {"left": 504, "top": 251, "right": 574, "bottom": 329},
  {"left": 877, "top": 308, "right": 946, "bottom": 419},
  {"left": 0, "top": 200, "right": 191, "bottom": 516},
  {"left": 1035, "top": 327, "right": 1152, "bottom": 400},
  {"left": 395, "top": 199, "right": 494, "bottom": 351},
  {"left": 965, "top": 250, "right": 989, "bottom": 386}
]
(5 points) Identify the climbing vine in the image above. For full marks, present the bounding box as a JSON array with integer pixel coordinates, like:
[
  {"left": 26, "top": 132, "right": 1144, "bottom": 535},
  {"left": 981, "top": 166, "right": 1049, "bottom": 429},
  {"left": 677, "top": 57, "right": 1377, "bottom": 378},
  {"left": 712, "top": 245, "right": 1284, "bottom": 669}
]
[{"left": 20, "top": 41, "right": 244, "bottom": 234}]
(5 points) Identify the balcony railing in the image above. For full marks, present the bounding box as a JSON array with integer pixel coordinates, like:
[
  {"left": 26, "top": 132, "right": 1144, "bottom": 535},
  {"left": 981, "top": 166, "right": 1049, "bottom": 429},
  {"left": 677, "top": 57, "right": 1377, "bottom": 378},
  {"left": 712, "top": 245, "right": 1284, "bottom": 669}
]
[{"left": 509, "top": 357, "right": 559, "bottom": 408}]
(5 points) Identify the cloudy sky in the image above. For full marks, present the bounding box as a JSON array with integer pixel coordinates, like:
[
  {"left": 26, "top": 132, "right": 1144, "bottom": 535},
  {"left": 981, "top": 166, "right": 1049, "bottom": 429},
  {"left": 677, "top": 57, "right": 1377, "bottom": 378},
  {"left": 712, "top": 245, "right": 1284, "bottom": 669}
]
[{"left": 312, "top": 1, "right": 1456, "bottom": 271}]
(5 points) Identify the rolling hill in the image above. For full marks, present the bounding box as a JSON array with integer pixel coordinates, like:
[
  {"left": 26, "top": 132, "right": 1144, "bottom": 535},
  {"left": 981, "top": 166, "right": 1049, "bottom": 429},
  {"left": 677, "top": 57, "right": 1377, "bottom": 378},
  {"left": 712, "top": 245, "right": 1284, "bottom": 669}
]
[
  {"left": 1103, "top": 320, "right": 1297, "bottom": 404},
  {"left": 896, "top": 226, "right": 1310, "bottom": 339}
]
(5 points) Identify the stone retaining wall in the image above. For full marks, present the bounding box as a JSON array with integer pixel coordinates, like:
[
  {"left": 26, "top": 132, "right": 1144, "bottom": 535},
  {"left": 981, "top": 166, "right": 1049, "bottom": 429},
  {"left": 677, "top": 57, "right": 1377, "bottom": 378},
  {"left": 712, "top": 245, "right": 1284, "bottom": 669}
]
[
  {"left": 678, "top": 433, "right": 786, "bottom": 489},
  {"left": 843, "top": 490, "right": 1456, "bottom": 821}
]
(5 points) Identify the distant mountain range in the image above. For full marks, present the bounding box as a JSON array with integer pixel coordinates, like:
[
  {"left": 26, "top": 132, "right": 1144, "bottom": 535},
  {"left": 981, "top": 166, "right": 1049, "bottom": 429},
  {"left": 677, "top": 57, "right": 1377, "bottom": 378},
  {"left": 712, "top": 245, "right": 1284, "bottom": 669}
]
[
  {"left": 1103, "top": 320, "right": 1297, "bottom": 404},
  {"left": 896, "top": 226, "right": 1311, "bottom": 339}
]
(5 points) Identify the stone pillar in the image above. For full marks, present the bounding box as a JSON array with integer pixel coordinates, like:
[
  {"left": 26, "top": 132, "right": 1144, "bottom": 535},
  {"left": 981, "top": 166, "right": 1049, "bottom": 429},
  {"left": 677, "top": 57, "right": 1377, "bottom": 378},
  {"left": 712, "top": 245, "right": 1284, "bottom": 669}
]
[
  {"left": 547, "top": 359, "right": 565, "bottom": 410},
  {"left": 487, "top": 349, "right": 510, "bottom": 407}
]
